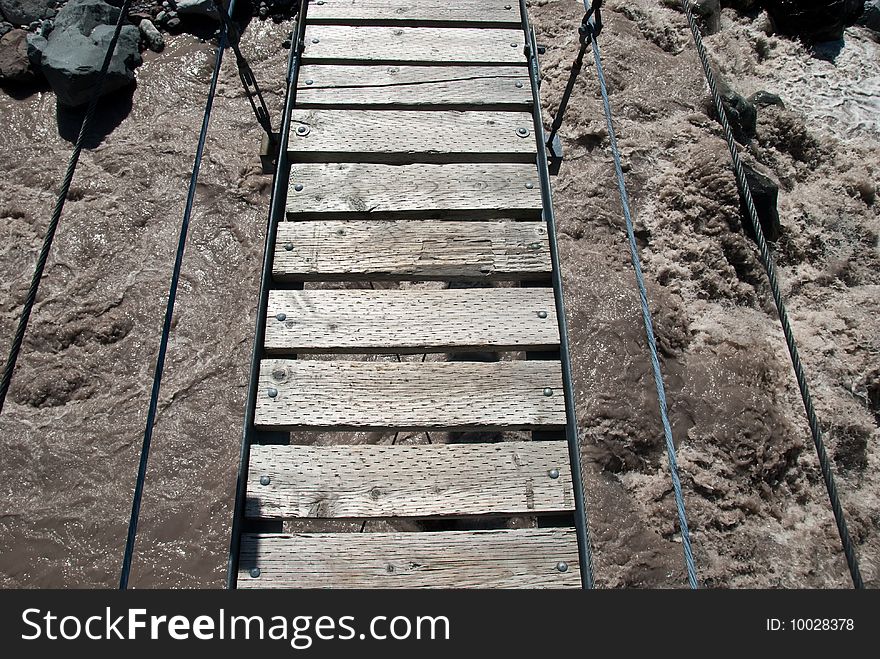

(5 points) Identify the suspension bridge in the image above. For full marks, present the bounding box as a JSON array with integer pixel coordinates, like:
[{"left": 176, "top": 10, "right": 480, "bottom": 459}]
[{"left": 0, "top": 0, "right": 864, "bottom": 589}]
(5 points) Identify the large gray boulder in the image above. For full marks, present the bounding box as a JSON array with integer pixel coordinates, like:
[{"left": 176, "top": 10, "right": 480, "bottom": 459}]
[
  {"left": 763, "top": 0, "right": 865, "bottom": 42},
  {"left": 175, "top": 0, "right": 220, "bottom": 19},
  {"left": 859, "top": 0, "right": 880, "bottom": 31},
  {"left": 40, "top": 0, "right": 142, "bottom": 107},
  {"left": 0, "top": 0, "right": 55, "bottom": 26}
]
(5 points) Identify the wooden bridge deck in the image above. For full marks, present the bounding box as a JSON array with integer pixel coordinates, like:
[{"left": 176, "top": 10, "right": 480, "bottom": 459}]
[{"left": 233, "top": 0, "right": 585, "bottom": 589}]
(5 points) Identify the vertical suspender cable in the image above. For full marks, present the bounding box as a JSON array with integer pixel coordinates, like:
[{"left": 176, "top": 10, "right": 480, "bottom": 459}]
[
  {"left": 0, "top": 0, "right": 134, "bottom": 414},
  {"left": 583, "top": 0, "right": 700, "bottom": 588},
  {"left": 678, "top": 0, "right": 863, "bottom": 588},
  {"left": 119, "top": 0, "right": 239, "bottom": 590}
]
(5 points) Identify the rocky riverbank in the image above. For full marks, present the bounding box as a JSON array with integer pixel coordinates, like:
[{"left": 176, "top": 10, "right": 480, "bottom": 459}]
[{"left": 0, "top": 0, "right": 297, "bottom": 104}]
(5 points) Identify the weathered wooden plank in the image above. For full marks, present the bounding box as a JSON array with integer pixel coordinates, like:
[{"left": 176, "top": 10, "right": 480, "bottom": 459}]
[
  {"left": 246, "top": 441, "right": 574, "bottom": 519},
  {"left": 255, "top": 360, "right": 566, "bottom": 431},
  {"left": 296, "top": 65, "right": 532, "bottom": 109},
  {"left": 238, "top": 528, "right": 580, "bottom": 588},
  {"left": 273, "top": 220, "right": 551, "bottom": 281},
  {"left": 288, "top": 109, "right": 536, "bottom": 163},
  {"left": 302, "top": 25, "right": 526, "bottom": 65},
  {"left": 286, "top": 163, "right": 543, "bottom": 218},
  {"left": 307, "top": 0, "right": 523, "bottom": 26},
  {"left": 264, "top": 288, "right": 559, "bottom": 353}
]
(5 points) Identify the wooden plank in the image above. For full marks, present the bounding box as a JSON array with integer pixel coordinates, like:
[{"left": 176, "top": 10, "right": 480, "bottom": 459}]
[
  {"left": 246, "top": 441, "right": 574, "bottom": 519},
  {"left": 255, "top": 360, "right": 566, "bottom": 431},
  {"left": 296, "top": 65, "right": 532, "bottom": 109},
  {"left": 307, "top": 0, "right": 523, "bottom": 27},
  {"left": 288, "top": 109, "right": 537, "bottom": 163},
  {"left": 238, "top": 528, "right": 581, "bottom": 588},
  {"left": 302, "top": 25, "right": 526, "bottom": 65},
  {"left": 286, "top": 163, "right": 543, "bottom": 218},
  {"left": 264, "top": 288, "right": 559, "bottom": 353},
  {"left": 273, "top": 220, "right": 551, "bottom": 281}
]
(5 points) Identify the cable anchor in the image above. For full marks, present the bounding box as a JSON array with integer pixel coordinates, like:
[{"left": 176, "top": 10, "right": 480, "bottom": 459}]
[
  {"left": 545, "top": 0, "right": 604, "bottom": 174},
  {"left": 211, "top": 0, "right": 280, "bottom": 173}
]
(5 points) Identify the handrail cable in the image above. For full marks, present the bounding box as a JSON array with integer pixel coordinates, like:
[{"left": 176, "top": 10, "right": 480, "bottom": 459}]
[
  {"left": 0, "top": 0, "right": 135, "bottom": 414},
  {"left": 679, "top": 0, "right": 863, "bottom": 588},
  {"left": 119, "top": 0, "right": 241, "bottom": 590},
  {"left": 580, "top": 0, "right": 700, "bottom": 587}
]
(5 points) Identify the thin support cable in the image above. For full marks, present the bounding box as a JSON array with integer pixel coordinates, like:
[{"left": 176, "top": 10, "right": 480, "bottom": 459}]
[
  {"left": 584, "top": 1, "right": 699, "bottom": 588},
  {"left": 520, "top": 0, "right": 596, "bottom": 588},
  {"left": 119, "top": 0, "right": 238, "bottom": 590},
  {"left": 679, "top": 0, "right": 863, "bottom": 588},
  {"left": 0, "top": 0, "right": 134, "bottom": 414}
]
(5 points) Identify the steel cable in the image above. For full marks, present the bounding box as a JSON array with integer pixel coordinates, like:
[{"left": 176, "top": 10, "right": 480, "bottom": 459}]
[
  {"left": 119, "top": 0, "right": 239, "bottom": 589},
  {"left": 679, "top": 0, "right": 863, "bottom": 588},
  {"left": 582, "top": 0, "right": 699, "bottom": 588},
  {"left": 0, "top": 0, "right": 135, "bottom": 414}
]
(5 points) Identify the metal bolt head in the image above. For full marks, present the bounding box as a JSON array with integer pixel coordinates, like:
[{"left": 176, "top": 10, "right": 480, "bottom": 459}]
[
  {"left": 260, "top": 475, "right": 271, "bottom": 486},
  {"left": 305, "top": 79, "right": 314, "bottom": 85},
  {"left": 528, "top": 242, "right": 541, "bottom": 250},
  {"left": 556, "top": 562, "right": 568, "bottom": 573},
  {"left": 267, "top": 387, "right": 278, "bottom": 398},
  {"left": 515, "top": 81, "right": 524, "bottom": 88},
  {"left": 296, "top": 125, "right": 310, "bottom": 136},
  {"left": 516, "top": 127, "right": 530, "bottom": 138},
  {"left": 294, "top": 184, "right": 304, "bottom": 192},
  {"left": 543, "top": 387, "right": 553, "bottom": 397},
  {"left": 548, "top": 468, "right": 560, "bottom": 479},
  {"left": 284, "top": 242, "right": 294, "bottom": 251},
  {"left": 317, "top": 0, "right": 325, "bottom": 4},
  {"left": 525, "top": 182, "right": 534, "bottom": 189},
  {"left": 312, "top": 38, "right": 320, "bottom": 44},
  {"left": 504, "top": 4, "right": 512, "bottom": 9},
  {"left": 250, "top": 567, "right": 261, "bottom": 578},
  {"left": 537, "top": 310, "right": 548, "bottom": 319},
  {"left": 275, "top": 312, "right": 287, "bottom": 321},
  {"left": 511, "top": 42, "right": 518, "bottom": 48}
]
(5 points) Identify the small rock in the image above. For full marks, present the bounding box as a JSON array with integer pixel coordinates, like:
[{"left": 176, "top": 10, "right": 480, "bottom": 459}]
[
  {"left": 739, "top": 163, "right": 781, "bottom": 242},
  {"left": 175, "top": 0, "right": 219, "bottom": 19},
  {"left": 0, "top": 26, "right": 41, "bottom": 82},
  {"left": 155, "top": 9, "right": 166, "bottom": 22},
  {"left": 139, "top": 18, "right": 163, "bottom": 52},
  {"left": 258, "top": 6, "right": 268, "bottom": 17},
  {"left": 24, "top": 29, "right": 45, "bottom": 63},
  {"left": 166, "top": 15, "right": 180, "bottom": 29},
  {"left": 717, "top": 80, "right": 757, "bottom": 143},
  {"left": 749, "top": 90, "right": 785, "bottom": 108},
  {"left": 0, "top": 22, "right": 12, "bottom": 38},
  {"left": 859, "top": 0, "right": 880, "bottom": 31}
]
